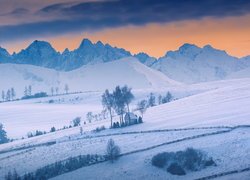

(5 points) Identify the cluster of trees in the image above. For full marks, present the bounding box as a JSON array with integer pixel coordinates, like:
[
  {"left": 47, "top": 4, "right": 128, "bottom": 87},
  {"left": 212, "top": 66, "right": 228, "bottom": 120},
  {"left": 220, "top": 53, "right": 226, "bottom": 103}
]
[
  {"left": 5, "top": 154, "right": 106, "bottom": 180},
  {"left": 4, "top": 139, "right": 120, "bottom": 180},
  {"left": 147, "top": 92, "right": 173, "bottom": 108},
  {"left": 86, "top": 110, "right": 108, "bottom": 123},
  {"left": 0, "top": 123, "right": 8, "bottom": 144},
  {"left": 136, "top": 92, "right": 174, "bottom": 117},
  {"left": 22, "top": 92, "right": 48, "bottom": 100},
  {"left": 24, "top": 85, "right": 32, "bottom": 97},
  {"left": 26, "top": 116, "right": 82, "bottom": 139},
  {"left": 158, "top": 92, "right": 173, "bottom": 105},
  {"left": 1, "top": 88, "right": 16, "bottom": 102},
  {"left": 50, "top": 87, "right": 59, "bottom": 96},
  {"left": 152, "top": 148, "right": 215, "bottom": 176},
  {"left": 27, "top": 130, "right": 46, "bottom": 138},
  {"left": 51, "top": 84, "right": 70, "bottom": 96},
  {"left": 72, "top": 117, "right": 81, "bottom": 127},
  {"left": 102, "top": 85, "right": 134, "bottom": 128}
]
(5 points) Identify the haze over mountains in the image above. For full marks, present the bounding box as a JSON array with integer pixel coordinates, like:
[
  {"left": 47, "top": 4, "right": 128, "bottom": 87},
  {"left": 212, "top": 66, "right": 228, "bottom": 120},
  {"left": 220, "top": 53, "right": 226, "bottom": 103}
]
[{"left": 0, "top": 39, "right": 250, "bottom": 85}]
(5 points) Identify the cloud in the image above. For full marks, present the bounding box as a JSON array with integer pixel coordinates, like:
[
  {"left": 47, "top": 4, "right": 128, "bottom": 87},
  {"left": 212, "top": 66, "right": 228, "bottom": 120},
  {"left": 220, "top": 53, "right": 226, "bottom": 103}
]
[{"left": 0, "top": 0, "right": 250, "bottom": 42}]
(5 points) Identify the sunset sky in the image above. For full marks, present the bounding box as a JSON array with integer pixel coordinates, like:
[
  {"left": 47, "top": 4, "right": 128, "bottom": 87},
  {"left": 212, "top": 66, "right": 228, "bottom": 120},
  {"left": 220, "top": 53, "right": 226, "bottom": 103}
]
[{"left": 0, "top": 0, "right": 250, "bottom": 58}]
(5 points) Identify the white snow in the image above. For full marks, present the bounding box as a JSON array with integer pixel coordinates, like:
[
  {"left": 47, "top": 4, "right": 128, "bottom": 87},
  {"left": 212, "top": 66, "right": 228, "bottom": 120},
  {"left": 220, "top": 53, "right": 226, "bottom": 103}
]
[{"left": 0, "top": 62, "right": 250, "bottom": 179}]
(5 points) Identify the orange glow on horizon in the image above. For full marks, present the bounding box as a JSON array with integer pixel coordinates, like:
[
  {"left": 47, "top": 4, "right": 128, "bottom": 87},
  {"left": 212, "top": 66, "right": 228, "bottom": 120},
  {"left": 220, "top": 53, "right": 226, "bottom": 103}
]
[{"left": 4, "top": 14, "right": 250, "bottom": 58}]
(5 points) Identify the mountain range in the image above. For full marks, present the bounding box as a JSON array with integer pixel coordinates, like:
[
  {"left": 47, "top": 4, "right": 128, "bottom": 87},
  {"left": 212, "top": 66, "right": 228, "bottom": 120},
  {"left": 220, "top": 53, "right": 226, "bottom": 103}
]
[{"left": 0, "top": 39, "right": 250, "bottom": 84}]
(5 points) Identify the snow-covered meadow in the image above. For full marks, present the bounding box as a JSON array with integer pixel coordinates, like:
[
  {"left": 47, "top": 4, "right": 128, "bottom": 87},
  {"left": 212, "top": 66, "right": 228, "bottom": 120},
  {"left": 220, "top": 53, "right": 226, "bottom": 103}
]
[{"left": 0, "top": 75, "right": 250, "bottom": 179}]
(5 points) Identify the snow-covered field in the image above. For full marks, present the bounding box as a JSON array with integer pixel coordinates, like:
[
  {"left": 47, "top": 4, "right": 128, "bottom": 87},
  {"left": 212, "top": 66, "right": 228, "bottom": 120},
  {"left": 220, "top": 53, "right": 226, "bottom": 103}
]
[{"left": 0, "top": 73, "right": 250, "bottom": 179}]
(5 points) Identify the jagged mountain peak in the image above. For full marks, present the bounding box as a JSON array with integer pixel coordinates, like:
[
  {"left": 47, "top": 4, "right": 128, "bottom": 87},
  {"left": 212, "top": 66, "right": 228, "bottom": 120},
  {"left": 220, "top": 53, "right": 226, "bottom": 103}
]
[
  {"left": 0, "top": 46, "right": 10, "bottom": 57},
  {"left": 78, "top": 38, "right": 93, "bottom": 49},
  {"left": 134, "top": 52, "right": 157, "bottom": 66}
]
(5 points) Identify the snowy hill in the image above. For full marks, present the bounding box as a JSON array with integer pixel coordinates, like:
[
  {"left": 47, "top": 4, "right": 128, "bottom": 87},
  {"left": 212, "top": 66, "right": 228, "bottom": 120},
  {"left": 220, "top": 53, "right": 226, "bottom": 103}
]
[
  {"left": 0, "top": 57, "right": 180, "bottom": 98},
  {"left": 151, "top": 44, "right": 249, "bottom": 83},
  {"left": 0, "top": 78, "right": 250, "bottom": 180}
]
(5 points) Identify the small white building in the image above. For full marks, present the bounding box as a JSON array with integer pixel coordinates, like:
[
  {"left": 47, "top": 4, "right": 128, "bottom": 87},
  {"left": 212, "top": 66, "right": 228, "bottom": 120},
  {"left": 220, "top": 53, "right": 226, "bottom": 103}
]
[{"left": 124, "top": 112, "right": 138, "bottom": 125}]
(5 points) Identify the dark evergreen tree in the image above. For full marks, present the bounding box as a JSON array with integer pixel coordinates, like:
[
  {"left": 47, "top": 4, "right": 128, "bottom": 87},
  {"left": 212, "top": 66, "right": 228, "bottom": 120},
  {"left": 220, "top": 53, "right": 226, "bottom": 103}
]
[
  {"left": 0, "top": 123, "right": 8, "bottom": 144},
  {"left": 148, "top": 93, "right": 156, "bottom": 107}
]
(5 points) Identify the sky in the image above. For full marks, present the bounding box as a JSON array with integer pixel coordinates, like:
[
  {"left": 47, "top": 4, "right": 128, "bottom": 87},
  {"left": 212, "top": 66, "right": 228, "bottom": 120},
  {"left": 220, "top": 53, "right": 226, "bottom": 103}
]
[{"left": 0, "top": 0, "right": 250, "bottom": 58}]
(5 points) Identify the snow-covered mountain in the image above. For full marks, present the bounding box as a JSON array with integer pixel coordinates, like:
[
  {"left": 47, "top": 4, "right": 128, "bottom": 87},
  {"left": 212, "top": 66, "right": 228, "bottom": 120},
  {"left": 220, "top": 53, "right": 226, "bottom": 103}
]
[
  {"left": 1, "top": 40, "right": 250, "bottom": 84},
  {"left": 151, "top": 44, "right": 249, "bottom": 83},
  {"left": 0, "top": 39, "right": 132, "bottom": 71},
  {"left": 134, "top": 52, "right": 156, "bottom": 66},
  {"left": 0, "top": 57, "right": 180, "bottom": 97},
  {"left": 13, "top": 40, "right": 61, "bottom": 68},
  {"left": 0, "top": 47, "right": 11, "bottom": 63}
]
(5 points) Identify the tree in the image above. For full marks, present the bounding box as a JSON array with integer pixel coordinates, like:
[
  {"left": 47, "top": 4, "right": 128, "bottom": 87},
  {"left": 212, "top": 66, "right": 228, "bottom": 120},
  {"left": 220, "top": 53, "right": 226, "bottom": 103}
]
[
  {"left": 86, "top": 112, "right": 93, "bottom": 123},
  {"left": 80, "top": 127, "right": 83, "bottom": 135},
  {"left": 55, "top": 87, "right": 59, "bottom": 95},
  {"left": 121, "top": 85, "right": 134, "bottom": 114},
  {"left": 113, "top": 86, "right": 126, "bottom": 125},
  {"left": 162, "top": 91, "right": 173, "bottom": 104},
  {"left": 137, "top": 100, "right": 148, "bottom": 118},
  {"left": 64, "top": 84, "right": 69, "bottom": 94},
  {"left": 0, "top": 123, "right": 8, "bottom": 144},
  {"left": 28, "top": 85, "right": 32, "bottom": 96},
  {"left": 148, "top": 93, "right": 156, "bottom": 107},
  {"left": 106, "top": 139, "right": 121, "bottom": 163},
  {"left": 158, "top": 95, "right": 162, "bottom": 105},
  {"left": 50, "top": 127, "right": 56, "bottom": 132},
  {"left": 51, "top": 87, "right": 54, "bottom": 96},
  {"left": 11, "top": 88, "right": 16, "bottom": 100},
  {"left": 24, "top": 86, "right": 28, "bottom": 97},
  {"left": 2, "top": 90, "right": 5, "bottom": 102},
  {"left": 102, "top": 90, "right": 114, "bottom": 128},
  {"left": 72, "top": 117, "right": 81, "bottom": 127},
  {"left": 6, "top": 89, "right": 11, "bottom": 101}
]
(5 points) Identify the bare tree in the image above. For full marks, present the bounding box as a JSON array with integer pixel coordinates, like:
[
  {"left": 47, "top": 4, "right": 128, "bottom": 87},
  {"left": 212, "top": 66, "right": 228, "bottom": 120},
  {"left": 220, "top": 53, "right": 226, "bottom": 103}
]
[
  {"left": 51, "top": 87, "right": 54, "bottom": 96},
  {"left": 24, "top": 86, "right": 28, "bottom": 97},
  {"left": 64, "top": 84, "right": 69, "bottom": 94},
  {"left": 148, "top": 93, "right": 156, "bottom": 107},
  {"left": 121, "top": 85, "right": 134, "bottom": 114},
  {"left": 102, "top": 89, "right": 114, "bottom": 128},
  {"left": 1, "top": 91, "right": 5, "bottom": 102},
  {"left": 11, "top": 88, "right": 15, "bottom": 100},
  {"left": 28, "top": 85, "right": 32, "bottom": 96},
  {"left": 6, "top": 89, "right": 11, "bottom": 101},
  {"left": 55, "top": 87, "right": 59, "bottom": 95},
  {"left": 80, "top": 127, "right": 83, "bottom": 135},
  {"left": 86, "top": 112, "right": 93, "bottom": 123},
  {"left": 113, "top": 86, "right": 126, "bottom": 125},
  {"left": 106, "top": 139, "right": 121, "bottom": 163},
  {"left": 137, "top": 100, "right": 148, "bottom": 118}
]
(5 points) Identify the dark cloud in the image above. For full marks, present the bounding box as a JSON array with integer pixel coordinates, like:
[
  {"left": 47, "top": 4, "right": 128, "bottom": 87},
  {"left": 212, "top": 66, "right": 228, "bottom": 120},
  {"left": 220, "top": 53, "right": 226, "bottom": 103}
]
[
  {"left": 0, "top": 8, "right": 29, "bottom": 17},
  {"left": 0, "top": 0, "right": 250, "bottom": 42}
]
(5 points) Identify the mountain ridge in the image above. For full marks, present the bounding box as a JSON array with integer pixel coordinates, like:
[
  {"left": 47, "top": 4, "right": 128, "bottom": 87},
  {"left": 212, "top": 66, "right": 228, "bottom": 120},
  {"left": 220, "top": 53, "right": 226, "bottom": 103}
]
[{"left": 1, "top": 40, "right": 250, "bottom": 84}]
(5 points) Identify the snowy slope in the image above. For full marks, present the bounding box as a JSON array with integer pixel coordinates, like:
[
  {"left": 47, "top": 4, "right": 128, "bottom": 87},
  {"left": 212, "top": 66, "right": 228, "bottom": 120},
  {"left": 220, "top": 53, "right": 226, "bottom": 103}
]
[
  {"left": 0, "top": 78, "right": 250, "bottom": 180},
  {"left": 0, "top": 57, "right": 181, "bottom": 98}
]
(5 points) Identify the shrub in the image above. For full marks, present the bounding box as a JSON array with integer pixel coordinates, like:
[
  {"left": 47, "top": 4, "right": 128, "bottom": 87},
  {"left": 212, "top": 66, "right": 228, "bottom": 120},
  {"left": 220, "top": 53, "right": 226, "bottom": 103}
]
[
  {"left": 106, "top": 139, "right": 121, "bottom": 162},
  {"left": 72, "top": 117, "right": 81, "bottom": 127},
  {"left": 138, "top": 116, "right": 143, "bottom": 123},
  {"left": 152, "top": 148, "right": 215, "bottom": 176},
  {"left": 50, "top": 127, "right": 56, "bottom": 132},
  {"left": 167, "top": 163, "right": 186, "bottom": 175},
  {"left": 152, "top": 152, "right": 168, "bottom": 168}
]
